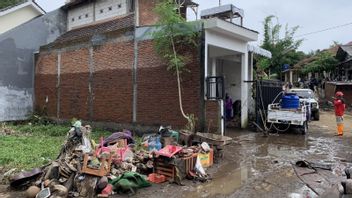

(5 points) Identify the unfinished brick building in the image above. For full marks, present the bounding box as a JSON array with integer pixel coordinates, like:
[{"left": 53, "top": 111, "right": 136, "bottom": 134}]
[{"left": 35, "top": 0, "right": 266, "bottom": 133}]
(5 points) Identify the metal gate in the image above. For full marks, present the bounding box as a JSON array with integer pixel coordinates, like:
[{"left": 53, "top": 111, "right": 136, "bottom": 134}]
[{"left": 255, "top": 80, "right": 283, "bottom": 126}]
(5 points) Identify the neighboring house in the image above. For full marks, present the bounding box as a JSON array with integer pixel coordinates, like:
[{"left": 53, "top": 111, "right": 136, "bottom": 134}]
[
  {"left": 282, "top": 63, "right": 301, "bottom": 84},
  {"left": 0, "top": 0, "right": 45, "bottom": 34},
  {"left": 0, "top": 9, "right": 67, "bottom": 121},
  {"left": 336, "top": 43, "right": 352, "bottom": 81},
  {"left": 289, "top": 46, "right": 339, "bottom": 84},
  {"left": 325, "top": 42, "right": 352, "bottom": 104},
  {"left": 35, "top": 0, "right": 270, "bottom": 134}
]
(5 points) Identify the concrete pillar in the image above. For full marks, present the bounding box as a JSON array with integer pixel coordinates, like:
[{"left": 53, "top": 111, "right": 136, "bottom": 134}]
[
  {"left": 56, "top": 52, "right": 61, "bottom": 119},
  {"left": 241, "top": 52, "right": 248, "bottom": 128},
  {"left": 211, "top": 58, "right": 216, "bottom": 76},
  {"left": 290, "top": 70, "right": 293, "bottom": 84}
]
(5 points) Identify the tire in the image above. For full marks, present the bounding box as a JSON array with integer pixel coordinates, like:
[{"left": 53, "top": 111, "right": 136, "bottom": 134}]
[
  {"left": 314, "top": 111, "right": 320, "bottom": 121},
  {"left": 301, "top": 121, "right": 308, "bottom": 135}
]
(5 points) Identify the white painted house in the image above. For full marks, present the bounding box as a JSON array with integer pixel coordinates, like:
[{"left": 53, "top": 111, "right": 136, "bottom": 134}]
[
  {"left": 0, "top": 0, "right": 45, "bottom": 34},
  {"left": 201, "top": 5, "right": 271, "bottom": 134}
]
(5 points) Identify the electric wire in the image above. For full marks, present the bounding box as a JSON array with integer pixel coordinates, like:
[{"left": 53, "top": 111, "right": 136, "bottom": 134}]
[{"left": 294, "top": 21, "right": 352, "bottom": 38}]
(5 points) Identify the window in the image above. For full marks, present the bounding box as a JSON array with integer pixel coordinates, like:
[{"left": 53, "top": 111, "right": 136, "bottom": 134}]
[
  {"left": 108, "top": 6, "right": 112, "bottom": 11},
  {"left": 85, "top": 14, "right": 89, "bottom": 18},
  {"left": 100, "top": 9, "right": 104, "bottom": 13},
  {"left": 118, "top": 4, "right": 122, "bottom": 8},
  {"left": 206, "top": 76, "right": 225, "bottom": 100},
  {"left": 129, "top": 0, "right": 135, "bottom": 12},
  {"left": 71, "top": 18, "right": 75, "bottom": 22}
]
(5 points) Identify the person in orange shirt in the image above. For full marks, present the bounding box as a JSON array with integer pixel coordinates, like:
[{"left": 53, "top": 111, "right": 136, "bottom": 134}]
[{"left": 334, "top": 91, "right": 346, "bottom": 136}]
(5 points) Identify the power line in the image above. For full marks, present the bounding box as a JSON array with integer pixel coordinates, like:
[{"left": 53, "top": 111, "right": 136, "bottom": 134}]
[{"left": 294, "top": 22, "right": 352, "bottom": 38}]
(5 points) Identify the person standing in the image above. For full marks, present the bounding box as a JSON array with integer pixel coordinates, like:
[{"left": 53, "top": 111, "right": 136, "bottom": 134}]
[
  {"left": 334, "top": 91, "right": 346, "bottom": 136},
  {"left": 225, "top": 93, "right": 233, "bottom": 121}
]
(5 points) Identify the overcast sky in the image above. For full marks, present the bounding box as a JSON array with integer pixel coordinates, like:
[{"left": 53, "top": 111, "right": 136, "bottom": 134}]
[{"left": 36, "top": 0, "right": 352, "bottom": 53}]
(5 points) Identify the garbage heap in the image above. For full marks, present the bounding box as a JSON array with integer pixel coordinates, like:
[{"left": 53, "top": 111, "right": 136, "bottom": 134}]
[{"left": 11, "top": 122, "right": 218, "bottom": 198}]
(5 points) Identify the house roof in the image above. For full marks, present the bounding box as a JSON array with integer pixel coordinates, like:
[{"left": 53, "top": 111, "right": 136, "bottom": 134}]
[
  {"left": 50, "top": 14, "right": 134, "bottom": 46},
  {"left": 293, "top": 46, "right": 339, "bottom": 69},
  {"left": 0, "top": 0, "right": 45, "bottom": 17},
  {"left": 336, "top": 45, "right": 352, "bottom": 61},
  {"left": 248, "top": 45, "right": 272, "bottom": 58}
]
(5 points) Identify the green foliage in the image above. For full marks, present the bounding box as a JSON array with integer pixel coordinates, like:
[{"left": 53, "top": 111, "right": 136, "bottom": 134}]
[
  {"left": 152, "top": 0, "right": 199, "bottom": 73},
  {"left": 0, "top": 122, "right": 110, "bottom": 170},
  {"left": 258, "top": 15, "right": 304, "bottom": 75},
  {"left": 0, "top": 0, "right": 24, "bottom": 10},
  {"left": 152, "top": 0, "right": 199, "bottom": 132},
  {"left": 302, "top": 51, "right": 338, "bottom": 74}
]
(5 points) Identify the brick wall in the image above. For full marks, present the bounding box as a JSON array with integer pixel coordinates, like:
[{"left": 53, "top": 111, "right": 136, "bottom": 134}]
[
  {"left": 205, "top": 100, "right": 219, "bottom": 132},
  {"left": 60, "top": 49, "right": 90, "bottom": 120},
  {"left": 35, "top": 53, "right": 58, "bottom": 117},
  {"left": 136, "top": 40, "right": 201, "bottom": 128},
  {"left": 35, "top": 40, "right": 134, "bottom": 123},
  {"left": 92, "top": 42, "right": 134, "bottom": 123},
  {"left": 35, "top": 32, "right": 213, "bottom": 130},
  {"left": 138, "top": 0, "right": 160, "bottom": 26}
]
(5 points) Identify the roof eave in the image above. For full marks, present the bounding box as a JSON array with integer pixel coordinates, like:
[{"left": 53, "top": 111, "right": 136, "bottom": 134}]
[
  {"left": 0, "top": 1, "right": 45, "bottom": 17},
  {"left": 204, "top": 18, "right": 258, "bottom": 42}
]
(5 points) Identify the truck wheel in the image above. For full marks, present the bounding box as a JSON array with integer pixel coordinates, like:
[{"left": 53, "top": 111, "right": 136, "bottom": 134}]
[
  {"left": 314, "top": 111, "right": 320, "bottom": 121},
  {"left": 301, "top": 121, "right": 308, "bottom": 135}
]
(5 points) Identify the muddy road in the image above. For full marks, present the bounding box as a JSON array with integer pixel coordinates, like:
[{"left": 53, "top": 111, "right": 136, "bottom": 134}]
[
  {"left": 2, "top": 111, "right": 352, "bottom": 198},
  {"left": 130, "top": 111, "right": 352, "bottom": 198}
]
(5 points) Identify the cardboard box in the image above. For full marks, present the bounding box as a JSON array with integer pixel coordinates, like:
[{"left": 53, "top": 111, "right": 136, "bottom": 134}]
[{"left": 198, "top": 149, "right": 214, "bottom": 168}]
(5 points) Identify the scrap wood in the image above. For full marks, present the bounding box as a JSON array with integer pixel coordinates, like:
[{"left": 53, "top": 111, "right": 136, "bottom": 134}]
[{"left": 292, "top": 162, "right": 341, "bottom": 196}]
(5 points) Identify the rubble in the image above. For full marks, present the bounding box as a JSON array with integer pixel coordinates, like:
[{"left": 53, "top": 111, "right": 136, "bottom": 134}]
[{"left": 7, "top": 122, "right": 231, "bottom": 197}]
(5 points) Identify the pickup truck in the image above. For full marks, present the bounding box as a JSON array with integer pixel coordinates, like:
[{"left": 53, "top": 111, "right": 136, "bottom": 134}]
[
  {"left": 290, "top": 89, "right": 319, "bottom": 121},
  {"left": 267, "top": 103, "right": 310, "bottom": 135}
]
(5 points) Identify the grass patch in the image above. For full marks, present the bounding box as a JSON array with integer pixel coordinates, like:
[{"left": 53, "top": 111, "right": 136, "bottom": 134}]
[
  {"left": 0, "top": 136, "right": 64, "bottom": 170},
  {"left": 0, "top": 122, "right": 111, "bottom": 171}
]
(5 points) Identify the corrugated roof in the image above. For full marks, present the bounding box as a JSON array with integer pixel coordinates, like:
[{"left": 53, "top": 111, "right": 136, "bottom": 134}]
[
  {"left": 293, "top": 46, "right": 339, "bottom": 69},
  {"left": 52, "top": 14, "right": 134, "bottom": 46},
  {"left": 336, "top": 45, "right": 352, "bottom": 61},
  {"left": 340, "top": 45, "right": 352, "bottom": 56}
]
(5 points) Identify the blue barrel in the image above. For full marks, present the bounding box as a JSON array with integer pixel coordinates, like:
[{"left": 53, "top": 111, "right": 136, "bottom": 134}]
[{"left": 281, "top": 93, "right": 299, "bottom": 109}]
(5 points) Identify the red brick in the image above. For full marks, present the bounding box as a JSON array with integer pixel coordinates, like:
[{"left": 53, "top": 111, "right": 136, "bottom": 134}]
[
  {"left": 138, "top": 0, "right": 160, "bottom": 26},
  {"left": 35, "top": 53, "right": 58, "bottom": 117},
  {"left": 136, "top": 40, "right": 201, "bottom": 128}
]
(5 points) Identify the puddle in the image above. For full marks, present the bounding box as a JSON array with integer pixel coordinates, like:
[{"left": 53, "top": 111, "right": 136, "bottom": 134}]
[
  {"left": 183, "top": 162, "right": 251, "bottom": 198},
  {"left": 288, "top": 185, "right": 318, "bottom": 198}
]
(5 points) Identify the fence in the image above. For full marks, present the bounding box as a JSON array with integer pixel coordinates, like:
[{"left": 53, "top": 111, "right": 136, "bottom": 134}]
[{"left": 255, "top": 80, "right": 283, "bottom": 126}]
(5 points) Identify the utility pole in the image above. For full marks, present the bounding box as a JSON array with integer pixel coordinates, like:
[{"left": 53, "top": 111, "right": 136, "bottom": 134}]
[{"left": 219, "top": 0, "right": 221, "bottom": 6}]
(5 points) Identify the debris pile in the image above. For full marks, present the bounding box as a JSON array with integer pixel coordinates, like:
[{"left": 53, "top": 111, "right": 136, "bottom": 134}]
[{"left": 8, "top": 122, "right": 230, "bottom": 197}]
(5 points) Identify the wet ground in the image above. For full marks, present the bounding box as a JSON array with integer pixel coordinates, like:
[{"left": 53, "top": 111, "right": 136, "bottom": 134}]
[
  {"left": 129, "top": 111, "right": 352, "bottom": 198},
  {"left": 2, "top": 111, "right": 352, "bottom": 198}
]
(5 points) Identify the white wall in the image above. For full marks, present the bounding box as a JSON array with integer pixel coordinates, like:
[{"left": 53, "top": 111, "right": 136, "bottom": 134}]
[
  {"left": 0, "top": 6, "right": 41, "bottom": 34},
  {"left": 67, "top": 3, "right": 94, "bottom": 30},
  {"left": 67, "top": 0, "right": 128, "bottom": 30},
  {"left": 222, "top": 60, "right": 241, "bottom": 102},
  {"left": 95, "top": 0, "right": 127, "bottom": 21},
  {"left": 0, "top": 86, "right": 33, "bottom": 121}
]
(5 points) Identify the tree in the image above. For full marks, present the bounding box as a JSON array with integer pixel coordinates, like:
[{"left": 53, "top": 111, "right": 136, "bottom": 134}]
[
  {"left": 0, "top": 0, "right": 24, "bottom": 10},
  {"left": 152, "top": 0, "right": 199, "bottom": 132},
  {"left": 302, "top": 51, "right": 338, "bottom": 74},
  {"left": 258, "top": 15, "right": 304, "bottom": 76}
]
